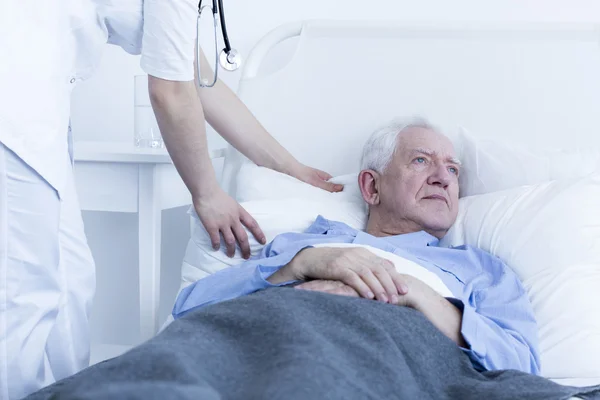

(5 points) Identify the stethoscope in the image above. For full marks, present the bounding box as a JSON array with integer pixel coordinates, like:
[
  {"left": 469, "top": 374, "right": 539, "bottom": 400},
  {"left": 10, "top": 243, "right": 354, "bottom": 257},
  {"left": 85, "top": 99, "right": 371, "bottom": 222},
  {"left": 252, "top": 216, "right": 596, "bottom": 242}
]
[{"left": 197, "top": 0, "right": 241, "bottom": 87}]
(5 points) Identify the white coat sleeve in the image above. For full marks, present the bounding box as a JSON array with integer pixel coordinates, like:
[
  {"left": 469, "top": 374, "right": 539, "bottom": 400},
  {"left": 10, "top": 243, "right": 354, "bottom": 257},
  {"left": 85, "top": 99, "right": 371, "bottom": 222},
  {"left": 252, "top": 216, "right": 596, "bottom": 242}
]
[{"left": 141, "top": 0, "right": 197, "bottom": 81}]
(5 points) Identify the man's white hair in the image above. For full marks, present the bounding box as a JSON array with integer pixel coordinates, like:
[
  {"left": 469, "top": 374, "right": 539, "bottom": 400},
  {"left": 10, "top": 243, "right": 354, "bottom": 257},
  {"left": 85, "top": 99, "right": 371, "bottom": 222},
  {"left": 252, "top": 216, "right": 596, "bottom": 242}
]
[{"left": 360, "top": 116, "right": 439, "bottom": 172}]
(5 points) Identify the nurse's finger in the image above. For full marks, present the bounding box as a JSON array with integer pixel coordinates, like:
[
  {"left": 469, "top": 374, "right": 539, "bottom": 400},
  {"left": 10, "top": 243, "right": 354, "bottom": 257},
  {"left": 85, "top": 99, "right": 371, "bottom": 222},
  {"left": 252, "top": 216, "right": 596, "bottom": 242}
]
[
  {"left": 205, "top": 224, "right": 221, "bottom": 251},
  {"left": 239, "top": 206, "right": 266, "bottom": 245},
  {"left": 221, "top": 227, "right": 237, "bottom": 258},
  {"left": 312, "top": 179, "right": 344, "bottom": 193},
  {"left": 232, "top": 221, "right": 251, "bottom": 259},
  {"left": 312, "top": 169, "right": 344, "bottom": 192}
]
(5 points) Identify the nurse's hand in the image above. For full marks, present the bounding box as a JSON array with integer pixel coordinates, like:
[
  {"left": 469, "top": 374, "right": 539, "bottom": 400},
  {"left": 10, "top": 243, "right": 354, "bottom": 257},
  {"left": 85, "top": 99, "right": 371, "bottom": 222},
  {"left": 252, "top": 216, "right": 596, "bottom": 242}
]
[
  {"left": 193, "top": 188, "right": 266, "bottom": 259},
  {"left": 289, "top": 164, "right": 344, "bottom": 193}
]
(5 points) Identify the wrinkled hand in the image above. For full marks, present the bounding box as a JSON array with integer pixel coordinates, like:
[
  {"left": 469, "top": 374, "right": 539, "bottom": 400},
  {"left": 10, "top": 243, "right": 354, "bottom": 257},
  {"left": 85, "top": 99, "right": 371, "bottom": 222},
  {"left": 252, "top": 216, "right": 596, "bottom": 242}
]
[
  {"left": 296, "top": 278, "right": 419, "bottom": 307},
  {"left": 286, "top": 247, "right": 414, "bottom": 304},
  {"left": 193, "top": 188, "right": 266, "bottom": 259},
  {"left": 296, "top": 280, "right": 360, "bottom": 298},
  {"left": 289, "top": 164, "right": 344, "bottom": 193}
]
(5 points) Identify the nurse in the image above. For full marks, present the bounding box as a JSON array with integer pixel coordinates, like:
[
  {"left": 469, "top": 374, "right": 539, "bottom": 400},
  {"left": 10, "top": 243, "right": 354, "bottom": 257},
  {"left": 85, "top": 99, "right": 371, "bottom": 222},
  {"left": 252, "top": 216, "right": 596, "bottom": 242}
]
[{"left": 0, "top": 1, "right": 340, "bottom": 399}]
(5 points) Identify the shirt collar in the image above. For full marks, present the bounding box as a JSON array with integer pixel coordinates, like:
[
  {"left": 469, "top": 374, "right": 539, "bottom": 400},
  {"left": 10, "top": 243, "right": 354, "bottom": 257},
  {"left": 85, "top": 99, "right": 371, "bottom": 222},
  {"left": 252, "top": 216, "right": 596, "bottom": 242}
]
[
  {"left": 306, "top": 215, "right": 360, "bottom": 235},
  {"left": 383, "top": 230, "right": 440, "bottom": 247},
  {"left": 308, "top": 216, "right": 439, "bottom": 247},
  {"left": 305, "top": 215, "right": 331, "bottom": 234}
]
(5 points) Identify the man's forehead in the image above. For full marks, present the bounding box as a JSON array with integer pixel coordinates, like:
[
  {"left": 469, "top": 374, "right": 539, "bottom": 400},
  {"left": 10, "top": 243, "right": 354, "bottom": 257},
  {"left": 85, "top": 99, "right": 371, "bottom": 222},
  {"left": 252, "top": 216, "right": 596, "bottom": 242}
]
[{"left": 397, "top": 128, "right": 458, "bottom": 160}]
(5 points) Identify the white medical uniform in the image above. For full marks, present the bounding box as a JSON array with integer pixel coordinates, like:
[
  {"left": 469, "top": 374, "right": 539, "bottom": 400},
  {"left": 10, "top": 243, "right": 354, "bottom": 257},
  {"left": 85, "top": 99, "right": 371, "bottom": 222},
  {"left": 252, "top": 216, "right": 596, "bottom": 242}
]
[{"left": 0, "top": 1, "right": 196, "bottom": 399}]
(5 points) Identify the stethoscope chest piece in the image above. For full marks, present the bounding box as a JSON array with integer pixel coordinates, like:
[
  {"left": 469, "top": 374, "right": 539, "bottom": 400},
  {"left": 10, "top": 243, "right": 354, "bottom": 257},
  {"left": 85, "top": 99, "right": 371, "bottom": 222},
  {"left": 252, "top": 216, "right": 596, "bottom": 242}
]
[{"left": 220, "top": 48, "right": 242, "bottom": 71}]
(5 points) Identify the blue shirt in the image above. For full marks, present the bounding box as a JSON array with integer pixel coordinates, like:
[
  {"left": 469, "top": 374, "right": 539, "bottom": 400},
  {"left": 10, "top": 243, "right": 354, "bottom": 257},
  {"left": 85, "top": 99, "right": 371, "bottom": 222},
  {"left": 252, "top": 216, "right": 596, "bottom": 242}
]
[{"left": 173, "top": 216, "right": 540, "bottom": 375}]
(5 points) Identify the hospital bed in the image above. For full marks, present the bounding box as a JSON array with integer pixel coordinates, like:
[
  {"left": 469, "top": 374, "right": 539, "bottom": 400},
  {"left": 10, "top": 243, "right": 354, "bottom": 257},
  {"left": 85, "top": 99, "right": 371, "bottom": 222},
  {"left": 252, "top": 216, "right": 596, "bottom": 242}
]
[
  {"left": 23, "top": 19, "right": 600, "bottom": 400},
  {"left": 177, "top": 20, "right": 600, "bottom": 395}
]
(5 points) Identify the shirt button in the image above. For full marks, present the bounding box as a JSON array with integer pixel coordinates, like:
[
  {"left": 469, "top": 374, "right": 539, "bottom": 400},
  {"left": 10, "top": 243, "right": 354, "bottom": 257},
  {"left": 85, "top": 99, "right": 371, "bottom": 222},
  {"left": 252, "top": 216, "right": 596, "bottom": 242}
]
[{"left": 70, "top": 78, "right": 76, "bottom": 83}]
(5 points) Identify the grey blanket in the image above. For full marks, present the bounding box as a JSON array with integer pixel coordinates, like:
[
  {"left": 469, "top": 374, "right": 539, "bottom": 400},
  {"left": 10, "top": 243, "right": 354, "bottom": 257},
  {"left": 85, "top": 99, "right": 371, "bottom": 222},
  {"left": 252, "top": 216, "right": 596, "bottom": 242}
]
[{"left": 26, "top": 287, "right": 600, "bottom": 400}]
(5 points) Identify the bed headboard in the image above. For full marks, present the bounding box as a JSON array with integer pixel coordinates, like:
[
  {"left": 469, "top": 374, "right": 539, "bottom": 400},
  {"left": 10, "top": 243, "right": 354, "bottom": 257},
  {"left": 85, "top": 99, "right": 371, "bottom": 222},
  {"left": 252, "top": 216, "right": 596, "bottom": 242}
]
[{"left": 221, "top": 20, "right": 600, "bottom": 197}]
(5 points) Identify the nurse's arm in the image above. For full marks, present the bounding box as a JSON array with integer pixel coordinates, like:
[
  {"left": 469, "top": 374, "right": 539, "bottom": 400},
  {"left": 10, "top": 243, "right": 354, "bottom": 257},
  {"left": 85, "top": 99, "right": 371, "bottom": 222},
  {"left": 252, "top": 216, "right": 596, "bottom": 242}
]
[
  {"left": 147, "top": 75, "right": 265, "bottom": 259},
  {"left": 148, "top": 77, "right": 216, "bottom": 199},
  {"left": 192, "top": 49, "right": 294, "bottom": 174},
  {"left": 194, "top": 48, "right": 342, "bottom": 193}
]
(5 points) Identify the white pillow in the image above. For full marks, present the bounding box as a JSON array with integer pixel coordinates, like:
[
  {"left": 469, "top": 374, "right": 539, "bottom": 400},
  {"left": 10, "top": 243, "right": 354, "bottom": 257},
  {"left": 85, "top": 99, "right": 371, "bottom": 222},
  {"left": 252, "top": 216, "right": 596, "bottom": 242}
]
[
  {"left": 441, "top": 174, "right": 600, "bottom": 382},
  {"left": 457, "top": 128, "right": 600, "bottom": 197},
  {"left": 181, "top": 198, "right": 367, "bottom": 288}
]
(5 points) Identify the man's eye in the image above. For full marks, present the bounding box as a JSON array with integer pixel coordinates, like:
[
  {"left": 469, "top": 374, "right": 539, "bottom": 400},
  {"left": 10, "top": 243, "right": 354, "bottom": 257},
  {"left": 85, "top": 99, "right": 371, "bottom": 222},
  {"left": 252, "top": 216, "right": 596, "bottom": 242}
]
[
  {"left": 415, "top": 157, "right": 426, "bottom": 164},
  {"left": 448, "top": 166, "right": 459, "bottom": 175}
]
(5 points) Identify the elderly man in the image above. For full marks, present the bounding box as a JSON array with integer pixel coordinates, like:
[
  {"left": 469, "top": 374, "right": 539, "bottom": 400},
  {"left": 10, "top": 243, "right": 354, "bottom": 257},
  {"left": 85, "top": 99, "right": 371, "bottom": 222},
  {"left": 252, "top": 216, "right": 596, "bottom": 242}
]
[
  {"left": 30, "top": 118, "right": 600, "bottom": 400},
  {"left": 173, "top": 117, "right": 540, "bottom": 375}
]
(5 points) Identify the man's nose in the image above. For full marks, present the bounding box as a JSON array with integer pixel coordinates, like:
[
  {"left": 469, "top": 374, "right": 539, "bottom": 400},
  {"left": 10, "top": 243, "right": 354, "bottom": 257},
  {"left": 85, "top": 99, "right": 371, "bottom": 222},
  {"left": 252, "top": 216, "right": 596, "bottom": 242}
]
[{"left": 427, "top": 164, "right": 452, "bottom": 187}]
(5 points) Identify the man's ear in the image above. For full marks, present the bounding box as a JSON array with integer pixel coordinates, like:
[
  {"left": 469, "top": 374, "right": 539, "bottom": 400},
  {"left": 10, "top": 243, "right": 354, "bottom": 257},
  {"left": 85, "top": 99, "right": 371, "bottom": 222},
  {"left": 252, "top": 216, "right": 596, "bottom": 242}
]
[{"left": 358, "top": 169, "right": 380, "bottom": 206}]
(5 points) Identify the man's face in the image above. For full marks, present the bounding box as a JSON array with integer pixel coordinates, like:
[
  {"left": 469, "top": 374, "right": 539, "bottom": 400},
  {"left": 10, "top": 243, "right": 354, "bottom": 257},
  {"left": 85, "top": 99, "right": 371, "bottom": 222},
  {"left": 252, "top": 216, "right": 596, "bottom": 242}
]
[{"left": 377, "top": 127, "right": 460, "bottom": 236}]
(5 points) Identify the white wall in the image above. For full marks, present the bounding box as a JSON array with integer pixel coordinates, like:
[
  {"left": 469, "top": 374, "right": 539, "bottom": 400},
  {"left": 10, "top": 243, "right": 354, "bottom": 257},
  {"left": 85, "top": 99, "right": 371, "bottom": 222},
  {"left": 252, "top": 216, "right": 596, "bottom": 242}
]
[
  {"left": 76, "top": 0, "right": 600, "bottom": 348},
  {"left": 72, "top": 0, "right": 600, "bottom": 144}
]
